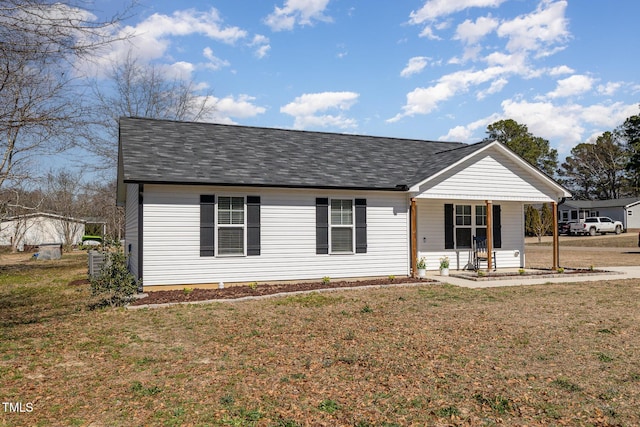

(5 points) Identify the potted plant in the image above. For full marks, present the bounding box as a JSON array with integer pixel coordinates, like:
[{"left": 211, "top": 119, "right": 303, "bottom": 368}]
[
  {"left": 417, "top": 257, "right": 427, "bottom": 278},
  {"left": 439, "top": 256, "right": 450, "bottom": 276}
]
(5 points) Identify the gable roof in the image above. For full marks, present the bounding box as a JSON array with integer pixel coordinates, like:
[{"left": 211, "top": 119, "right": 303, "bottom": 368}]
[
  {"left": 560, "top": 197, "right": 640, "bottom": 209},
  {"left": 117, "top": 117, "right": 569, "bottom": 201},
  {"left": 118, "top": 117, "right": 469, "bottom": 192}
]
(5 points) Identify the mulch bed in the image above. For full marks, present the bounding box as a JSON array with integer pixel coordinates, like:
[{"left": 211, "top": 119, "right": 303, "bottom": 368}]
[{"left": 127, "top": 277, "right": 436, "bottom": 306}]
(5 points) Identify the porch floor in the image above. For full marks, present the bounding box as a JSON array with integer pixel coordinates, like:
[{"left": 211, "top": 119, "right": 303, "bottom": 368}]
[{"left": 425, "top": 266, "right": 629, "bottom": 288}]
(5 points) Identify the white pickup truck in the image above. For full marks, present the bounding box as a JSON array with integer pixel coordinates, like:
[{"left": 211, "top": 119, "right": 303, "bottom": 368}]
[{"left": 569, "top": 217, "right": 623, "bottom": 236}]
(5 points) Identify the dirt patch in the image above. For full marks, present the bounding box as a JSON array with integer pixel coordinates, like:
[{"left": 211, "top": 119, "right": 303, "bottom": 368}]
[{"left": 129, "top": 276, "right": 436, "bottom": 306}]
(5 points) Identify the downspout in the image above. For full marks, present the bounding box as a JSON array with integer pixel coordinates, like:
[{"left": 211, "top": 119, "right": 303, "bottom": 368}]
[{"left": 138, "top": 184, "right": 144, "bottom": 290}]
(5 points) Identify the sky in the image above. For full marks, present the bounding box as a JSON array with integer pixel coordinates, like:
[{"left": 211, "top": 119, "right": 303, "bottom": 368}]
[{"left": 85, "top": 0, "right": 640, "bottom": 161}]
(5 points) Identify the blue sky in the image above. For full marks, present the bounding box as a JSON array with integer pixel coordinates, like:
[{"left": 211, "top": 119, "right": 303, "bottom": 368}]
[{"left": 86, "top": 0, "right": 639, "bottom": 161}]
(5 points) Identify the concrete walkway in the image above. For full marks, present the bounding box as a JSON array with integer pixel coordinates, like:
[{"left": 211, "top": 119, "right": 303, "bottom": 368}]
[{"left": 425, "top": 266, "right": 640, "bottom": 288}]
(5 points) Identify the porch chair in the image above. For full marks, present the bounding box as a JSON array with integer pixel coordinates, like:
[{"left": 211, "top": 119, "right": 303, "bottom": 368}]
[{"left": 473, "top": 236, "right": 496, "bottom": 271}]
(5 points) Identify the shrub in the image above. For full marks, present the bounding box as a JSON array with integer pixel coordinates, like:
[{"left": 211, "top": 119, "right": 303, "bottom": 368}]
[
  {"left": 89, "top": 248, "right": 138, "bottom": 308},
  {"left": 322, "top": 276, "right": 331, "bottom": 285}
]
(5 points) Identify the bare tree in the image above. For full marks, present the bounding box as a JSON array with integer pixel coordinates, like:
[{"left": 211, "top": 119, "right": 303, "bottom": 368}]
[
  {"left": 86, "top": 51, "right": 216, "bottom": 167},
  {"left": 83, "top": 178, "right": 124, "bottom": 241},
  {"left": 0, "top": 0, "right": 132, "bottom": 188},
  {"left": 43, "top": 169, "right": 87, "bottom": 249}
]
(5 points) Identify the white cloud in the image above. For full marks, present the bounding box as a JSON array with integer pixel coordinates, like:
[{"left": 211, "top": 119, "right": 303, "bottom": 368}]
[
  {"left": 546, "top": 74, "right": 594, "bottom": 99},
  {"left": 597, "top": 82, "right": 623, "bottom": 96},
  {"left": 497, "top": 0, "right": 569, "bottom": 55},
  {"left": 281, "top": 91, "right": 359, "bottom": 129},
  {"left": 441, "top": 125, "right": 473, "bottom": 142},
  {"left": 444, "top": 100, "right": 639, "bottom": 156},
  {"left": 454, "top": 15, "right": 499, "bottom": 45},
  {"left": 206, "top": 94, "right": 266, "bottom": 124},
  {"left": 477, "top": 77, "right": 508, "bottom": 100},
  {"left": 548, "top": 65, "right": 574, "bottom": 76},
  {"left": 418, "top": 26, "right": 442, "bottom": 40},
  {"left": 401, "top": 57, "right": 429, "bottom": 78},
  {"left": 250, "top": 34, "right": 271, "bottom": 58},
  {"left": 264, "top": 0, "right": 332, "bottom": 32},
  {"left": 81, "top": 8, "right": 247, "bottom": 77},
  {"left": 203, "top": 47, "right": 231, "bottom": 70},
  {"left": 388, "top": 66, "right": 506, "bottom": 122},
  {"left": 409, "top": 0, "right": 507, "bottom": 24},
  {"left": 441, "top": 116, "right": 496, "bottom": 142}
]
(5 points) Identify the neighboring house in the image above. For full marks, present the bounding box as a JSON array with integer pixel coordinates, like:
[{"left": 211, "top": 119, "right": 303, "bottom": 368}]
[
  {"left": 558, "top": 197, "right": 640, "bottom": 230},
  {"left": 0, "top": 212, "right": 86, "bottom": 251},
  {"left": 117, "top": 117, "right": 571, "bottom": 290}
]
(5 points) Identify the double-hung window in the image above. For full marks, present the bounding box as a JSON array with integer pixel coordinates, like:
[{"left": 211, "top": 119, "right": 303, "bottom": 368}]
[
  {"left": 217, "top": 196, "right": 245, "bottom": 255},
  {"left": 330, "top": 199, "right": 353, "bottom": 253},
  {"left": 455, "top": 204, "right": 487, "bottom": 248},
  {"left": 455, "top": 205, "right": 472, "bottom": 248}
]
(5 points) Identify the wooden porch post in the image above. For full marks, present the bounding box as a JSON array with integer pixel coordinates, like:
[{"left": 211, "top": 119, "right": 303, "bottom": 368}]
[
  {"left": 486, "top": 200, "right": 493, "bottom": 271},
  {"left": 410, "top": 198, "right": 417, "bottom": 278},
  {"left": 552, "top": 201, "right": 559, "bottom": 270}
]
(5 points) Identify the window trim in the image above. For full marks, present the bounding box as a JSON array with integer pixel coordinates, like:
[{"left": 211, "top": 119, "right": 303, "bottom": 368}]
[
  {"left": 454, "top": 203, "right": 489, "bottom": 249},
  {"left": 329, "top": 198, "right": 355, "bottom": 254},
  {"left": 216, "top": 195, "right": 247, "bottom": 257}
]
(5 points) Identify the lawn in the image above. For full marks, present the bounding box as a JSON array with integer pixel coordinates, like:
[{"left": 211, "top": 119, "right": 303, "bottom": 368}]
[{"left": 1, "top": 252, "right": 640, "bottom": 426}]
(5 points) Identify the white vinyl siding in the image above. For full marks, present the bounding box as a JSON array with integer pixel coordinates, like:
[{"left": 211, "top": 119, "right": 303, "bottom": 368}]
[
  {"left": 125, "top": 183, "right": 139, "bottom": 279},
  {"left": 141, "top": 185, "right": 409, "bottom": 286},
  {"left": 415, "top": 149, "right": 559, "bottom": 202},
  {"left": 416, "top": 199, "right": 524, "bottom": 271}
]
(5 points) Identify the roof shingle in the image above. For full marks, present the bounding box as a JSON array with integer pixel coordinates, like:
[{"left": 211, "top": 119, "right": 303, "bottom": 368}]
[{"left": 119, "top": 117, "right": 480, "bottom": 190}]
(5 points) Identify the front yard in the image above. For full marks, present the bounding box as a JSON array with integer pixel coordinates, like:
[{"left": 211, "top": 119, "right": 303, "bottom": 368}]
[{"left": 1, "top": 249, "right": 639, "bottom": 426}]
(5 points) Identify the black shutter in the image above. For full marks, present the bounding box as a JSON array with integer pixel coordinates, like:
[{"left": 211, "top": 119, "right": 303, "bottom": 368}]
[
  {"left": 355, "top": 198, "right": 367, "bottom": 253},
  {"left": 444, "top": 204, "right": 454, "bottom": 249},
  {"left": 247, "top": 196, "right": 261, "bottom": 256},
  {"left": 316, "top": 198, "right": 329, "bottom": 254},
  {"left": 493, "top": 204, "right": 502, "bottom": 249},
  {"left": 200, "top": 195, "right": 215, "bottom": 257}
]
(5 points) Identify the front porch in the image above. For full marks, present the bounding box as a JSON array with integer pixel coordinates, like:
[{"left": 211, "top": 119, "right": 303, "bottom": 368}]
[
  {"left": 409, "top": 198, "right": 561, "bottom": 276},
  {"left": 405, "top": 140, "right": 570, "bottom": 277}
]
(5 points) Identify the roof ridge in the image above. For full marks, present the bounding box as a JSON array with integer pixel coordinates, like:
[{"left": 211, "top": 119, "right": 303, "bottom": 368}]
[{"left": 121, "top": 116, "right": 461, "bottom": 146}]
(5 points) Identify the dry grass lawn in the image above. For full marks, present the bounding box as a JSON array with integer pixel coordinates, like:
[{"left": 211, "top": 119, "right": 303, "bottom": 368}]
[
  {"left": 526, "top": 233, "right": 640, "bottom": 268},
  {"left": 1, "top": 247, "right": 640, "bottom": 426}
]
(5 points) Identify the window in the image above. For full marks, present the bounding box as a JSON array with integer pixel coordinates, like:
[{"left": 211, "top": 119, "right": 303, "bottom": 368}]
[
  {"left": 454, "top": 204, "right": 490, "bottom": 248},
  {"left": 330, "top": 199, "right": 353, "bottom": 253},
  {"left": 455, "top": 205, "right": 472, "bottom": 248},
  {"left": 218, "top": 196, "right": 245, "bottom": 255},
  {"left": 475, "top": 205, "right": 487, "bottom": 239}
]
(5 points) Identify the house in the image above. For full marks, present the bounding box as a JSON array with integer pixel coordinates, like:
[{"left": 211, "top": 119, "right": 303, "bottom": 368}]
[
  {"left": 0, "top": 212, "right": 86, "bottom": 251},
  {"left": 558, "top": 197, "right": 640, "bottom": 230},
  {"left": 117, "top": 117, "right": 571, "bottom": 290}
]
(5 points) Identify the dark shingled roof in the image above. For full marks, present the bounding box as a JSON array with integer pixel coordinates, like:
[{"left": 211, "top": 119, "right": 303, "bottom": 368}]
[{"left": 118, "top": 117, "right": 487, "bottom": 191}]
